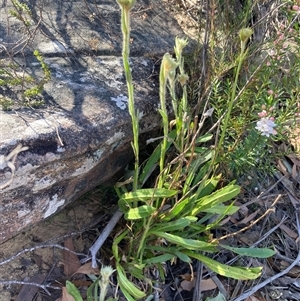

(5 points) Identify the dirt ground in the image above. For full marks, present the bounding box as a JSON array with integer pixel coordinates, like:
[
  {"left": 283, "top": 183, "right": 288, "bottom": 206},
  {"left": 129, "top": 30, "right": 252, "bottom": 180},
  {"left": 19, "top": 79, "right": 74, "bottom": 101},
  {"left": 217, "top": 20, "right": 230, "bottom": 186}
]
[{"left": 0, "top": 189, "right": 116, "bottom": 301}]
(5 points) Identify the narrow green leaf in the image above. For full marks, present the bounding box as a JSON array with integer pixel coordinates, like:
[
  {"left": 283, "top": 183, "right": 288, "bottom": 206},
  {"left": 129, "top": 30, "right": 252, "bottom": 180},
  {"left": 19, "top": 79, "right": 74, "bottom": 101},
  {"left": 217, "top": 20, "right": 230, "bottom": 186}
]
[
  {"left": 122, "top": 188, "right": 177, "bottom": 202},
  {"left": 196, "top": 133, "right": 213, "bottom": 143},
  {"left": 117, "top": 265, "right": 146, "bottom": 300},
  {"left": 127, "top": 264, "right": 147, "bottom": 280},
  {"left": 144, "top": 253, "right": 175, "bottom": 264},
  {"left": 185, "top": 251, "right": 262, "bottom": 280},
  {"left": 66, "top": 280, "right": 83, "bottom": 301},
  {"left": 195, "top": 176, "right": 220, "bottom": 200},
  {"left": 125, "top": 205, "right": 156, "bottom": 220},
  {"left": 140, "top": 130, "right": 176, "bottom": 185},
  {"left": 221, "top": 245, "right": 276, "bottom": 258},
  {"left": 203, "top": 204, "right": 239, "bottom": 215},
  {"left": 174, "top": 251, "right": 192, "bottom": 263},
  {"left": 150, "top": 216, "right": 197, "bottom": 232},
  {"left": 160, "top": 198, "right": 190, "bottom": 221},
  {"left": 155, "top": 232, "right": 217, "bottom": 252},
  {"left": 87, "top": 279, "right": 98, "bottom": 301},
  {"left": 112, "top": 229, "right": 128, "bottom": 261},
  {"left": 191, "top": 184, "right": 240, "bottom": 215},
  {"left": 183, "top": 151, "right": 212, "bottom": 194}
]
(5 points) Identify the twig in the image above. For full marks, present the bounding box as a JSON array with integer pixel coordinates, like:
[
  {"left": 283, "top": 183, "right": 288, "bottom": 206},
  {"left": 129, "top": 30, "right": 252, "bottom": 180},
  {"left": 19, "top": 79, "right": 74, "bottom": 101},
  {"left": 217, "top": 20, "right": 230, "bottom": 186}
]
[
  {"left": 192, "top": 261, "right": 203, "bottom": 301},
  {"left": 222, "top": 214, "right": 288, "bottom": 269},
  {"left": 0, "top": 280, "right": 60, "bottom": 295},
  {"left": 89, "top": 209, "right": 124, "bottom": 268},
  {"left": 213, "top": 194, "right": 282, "bottom": 242},
  {"left": 230, "top": 209, "right": 300, "bottom": 301},
  {"left": 0, "top": 244, "right": 87, "bottom": 266}
]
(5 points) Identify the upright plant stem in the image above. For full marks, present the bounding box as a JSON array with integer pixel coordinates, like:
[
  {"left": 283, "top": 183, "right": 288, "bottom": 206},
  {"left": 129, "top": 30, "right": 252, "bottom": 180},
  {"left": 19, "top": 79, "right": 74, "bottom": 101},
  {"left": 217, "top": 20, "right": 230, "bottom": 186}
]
[
  {"left": 158, "top": 58, "right": 169, "bottom": 188},
  {"left": 120, "top": 6, "right": 139, "bottom": 191},
  {"left": 216, "top": 43, "right": 248, "bottom": 159}
]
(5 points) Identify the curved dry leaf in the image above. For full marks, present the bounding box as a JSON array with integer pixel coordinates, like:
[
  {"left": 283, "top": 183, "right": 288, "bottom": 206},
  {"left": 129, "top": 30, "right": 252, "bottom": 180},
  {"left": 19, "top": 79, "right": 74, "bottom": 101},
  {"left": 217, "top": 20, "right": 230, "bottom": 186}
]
[
  {"left": 64, "top": 238, "right": 81, "bottom": 277},
  {"left": 180, "top": 278, "right": 217, "bottom": 292},
  {"left": 74, "top": 261, "right": 100, "bottom": 275},
  {"left": 62, "top": 287, "right": 76, "bottom": 301}
]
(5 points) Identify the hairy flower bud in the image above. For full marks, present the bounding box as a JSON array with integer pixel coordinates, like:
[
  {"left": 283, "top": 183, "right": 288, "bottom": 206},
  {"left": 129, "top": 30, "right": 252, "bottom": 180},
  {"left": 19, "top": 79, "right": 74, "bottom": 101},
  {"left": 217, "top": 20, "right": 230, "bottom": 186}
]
[
  {"left": 177, "top": 73, "right": 189, "bottom": 86},
  {"left": 117, "top": 0, "right": 136, "bottom": 10},
  {"left": 174, "top": 37, "right": 189, "bottom": 57},
  {"left": 239, "top": 28, "right": 253, "bottom": 43},
  {"left": 162, "top": 53, "right": 178, "bottom": 79}
]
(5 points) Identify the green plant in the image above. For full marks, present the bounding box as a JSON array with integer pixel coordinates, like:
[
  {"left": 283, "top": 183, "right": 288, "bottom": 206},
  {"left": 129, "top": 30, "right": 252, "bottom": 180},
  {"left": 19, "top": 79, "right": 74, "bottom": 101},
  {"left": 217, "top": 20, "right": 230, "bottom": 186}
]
[
  {"left": 9, "top": 0, "right": 32, "bottom": 27},
  {"left": 205, "top": 1, "right": 300, "bottom": 177},
  {"left": 66, "top": 266, "right": 116, "bottom": 301},
  {"left": 0, "top": 2, "right": 51, "bottom": 110},
  {"left": 108, "top": 1, "right": 276, "bottom": 300}
]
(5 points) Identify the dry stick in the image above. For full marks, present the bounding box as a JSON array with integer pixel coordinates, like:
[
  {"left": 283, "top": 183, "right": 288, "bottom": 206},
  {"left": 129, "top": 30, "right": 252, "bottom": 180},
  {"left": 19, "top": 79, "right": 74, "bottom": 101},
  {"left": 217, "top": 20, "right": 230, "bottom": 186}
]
[
  {"left": 212, "top": 194, "right": 282, "bottom": 243},
  {"left": 0, "top": 280, "right": 59, "bottom": 295},
  {"left": 230, "top": 211, "right": 300, "bottom": 301},
  {"left": 223, "top": 214, "right": 288, "bottom": 269},
  {"left": 0, "top": 246, "right": 84, "bottom": 295},
  {"left": 89, "top": 209, "right": 124, "bottom": 268},
  {"left": 0, "top": 244, "right": 87, "bottom": 266}
]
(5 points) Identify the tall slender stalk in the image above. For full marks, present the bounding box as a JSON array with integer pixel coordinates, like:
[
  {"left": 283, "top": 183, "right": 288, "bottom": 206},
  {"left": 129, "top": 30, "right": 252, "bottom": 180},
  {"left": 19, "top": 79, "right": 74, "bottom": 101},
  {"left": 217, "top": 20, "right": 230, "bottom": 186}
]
[
  {"left": 117, "top": 0, "right": 139, "bottom": 191},
  {"left": 216, "top": 28, "right": 253, "bottom": 159}
]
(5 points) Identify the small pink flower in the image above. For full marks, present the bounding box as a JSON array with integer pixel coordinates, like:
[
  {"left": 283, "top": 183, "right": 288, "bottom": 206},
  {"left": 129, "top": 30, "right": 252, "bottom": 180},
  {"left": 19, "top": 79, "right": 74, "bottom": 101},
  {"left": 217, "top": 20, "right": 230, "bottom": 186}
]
[
  {"left": 258, "top": 110, "right": 268, "bottom": 117},
  {"left": 292, "top": 5, "right": 300, "bottom": 11},
  {"left": 266, "top": 61, "right": 271, "bottom": 66},
  {"left": 268, "top": 49, "right": 276, "bottom": 56},
  {"left": 268, "top": 90, "right": 274, "bottom": 95},
  {"left": 269, "top": 116, "right": 275, "bottom": 121},
  {"left": 269, "top": 106, "right": 274, "bottom": 112},
  {"left": 262, "top": 104, "right": 266, "bottom": 110}
]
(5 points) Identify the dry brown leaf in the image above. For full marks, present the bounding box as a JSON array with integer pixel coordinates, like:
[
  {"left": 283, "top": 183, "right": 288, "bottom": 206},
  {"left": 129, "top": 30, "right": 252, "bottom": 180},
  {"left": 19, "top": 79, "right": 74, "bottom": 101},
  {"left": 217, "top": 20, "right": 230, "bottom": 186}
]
[
  {"left": 279, "top": 223, "right": 298, "bottom": 239},
  {"left": 74, "top": 262, "right": 100, "bottom": 275},
  {"left": 63, "top": 237, "right": 81, "bottom": 277},
  {"left": 180, "top": 279, "right": 195, "bottom": 291},
  {"left": 180, "top": 278, "right": 217, "bottom": 292},
  {"left": 230, "top": 216, "right": 239, "bottom": 224},
  {"left": 200, "top": 278, "right": 217, "bottom": 291},
  {"left": 16, "top": 274, "right": 47, "bottom": 301},
  {"left": 238, "top": 203, "right": 249, "bottom": 217},
  {"left": 288, "top": 155, "right": 300, "bottom": 167},
  {"left": 219, "top": 216, "right": 231, "bottom": 226},
  {"left": 292, "top": 162, "right": 297, "bottom": 180},
  {"left": 62, "top": 287, "right": 76, "bottom": 301},
  {"left": 277, "top": 159, "right": 289, "bottom": 176},
  {"left": 72, "top": 279, "right": 93, "bottom": 287},
  {"left": 237, "top": 209, "right": 259, "bottom": 225}
]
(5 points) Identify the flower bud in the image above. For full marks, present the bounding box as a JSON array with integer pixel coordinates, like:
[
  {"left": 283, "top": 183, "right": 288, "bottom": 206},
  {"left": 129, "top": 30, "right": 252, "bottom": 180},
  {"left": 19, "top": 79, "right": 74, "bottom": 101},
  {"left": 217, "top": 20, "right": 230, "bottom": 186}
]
[
  {"left": 239, "top": 28, "right": 253, "bottom": 43},
  {"left": 162, "top": 53, "right": 178, "bottom": 79},
  {"left": 177, "top": 73, "right": 189, "bottom": 86},
  {"left": 174, "top": 37, "right": 189, "bottom": 57},
  {"left": 117, "top": 0, "right": 136, "bottom": 10}
]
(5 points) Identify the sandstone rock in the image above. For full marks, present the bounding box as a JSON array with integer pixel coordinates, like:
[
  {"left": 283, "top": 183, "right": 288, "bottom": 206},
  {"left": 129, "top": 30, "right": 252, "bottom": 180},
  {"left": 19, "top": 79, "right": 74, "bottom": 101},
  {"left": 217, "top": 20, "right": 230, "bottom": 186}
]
[{"left": 0, "top": 0, "right": 190, "bottom": 243}]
